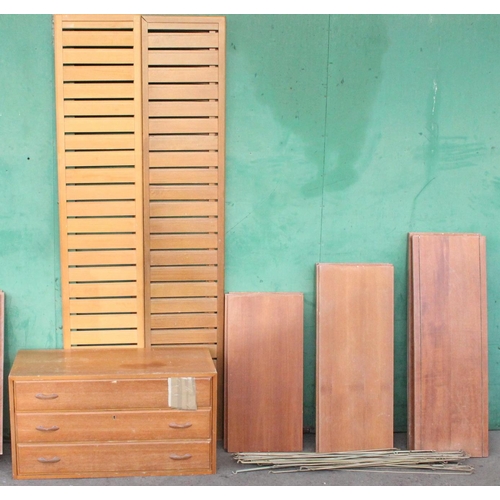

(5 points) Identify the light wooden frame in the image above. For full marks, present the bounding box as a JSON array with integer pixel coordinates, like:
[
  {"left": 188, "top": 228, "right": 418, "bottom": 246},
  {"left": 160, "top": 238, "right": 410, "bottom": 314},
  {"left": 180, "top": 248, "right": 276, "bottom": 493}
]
[{"left": 54, "top": 15, "right": 145, "bottom": 348}]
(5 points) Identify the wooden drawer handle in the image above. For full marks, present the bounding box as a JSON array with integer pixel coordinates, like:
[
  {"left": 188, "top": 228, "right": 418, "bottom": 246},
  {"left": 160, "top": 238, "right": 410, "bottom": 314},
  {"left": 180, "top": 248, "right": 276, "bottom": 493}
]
[
  {"left": 169, "top": 422, "right": 193, "bottom": 429},
  {"left": 35, "top": 393, "right": 59, "bottom": 400},
  {"left": 36, "top": 425, "right": 60, "bottom": 432},
  {"left": 37, "top": 457, "right": 61, "bottom": 464},
  {"left": 169, "top": 453, "right": 192, "bottom": 461}
]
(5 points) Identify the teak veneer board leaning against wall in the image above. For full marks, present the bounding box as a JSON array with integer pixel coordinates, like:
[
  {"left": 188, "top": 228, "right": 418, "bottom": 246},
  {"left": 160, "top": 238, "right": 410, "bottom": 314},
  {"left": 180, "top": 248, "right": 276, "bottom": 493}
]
[
  {"left": 224, "top": 292, "right": 304, "bottom": 452},
  {"left": 0, "top": 290, "right": 4, "bottom": 455},
  {"left": 408, "top": 232, "right": 488, "bottom": 457},
  {"left": 316, "top": 264, "right": 394, "bottom": 452}
]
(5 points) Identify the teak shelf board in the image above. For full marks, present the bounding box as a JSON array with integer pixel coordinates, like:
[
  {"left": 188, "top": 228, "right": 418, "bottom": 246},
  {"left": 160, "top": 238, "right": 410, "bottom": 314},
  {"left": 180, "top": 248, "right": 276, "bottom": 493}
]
[
  {"left": 316, "top": 263, "right": 394, "bottom": 453},
  {"left": 407, "top": 232, "right": 488, "bottom": 457},
  {"left": 224, "top": 292, "right": 304, "bottom": 453}
]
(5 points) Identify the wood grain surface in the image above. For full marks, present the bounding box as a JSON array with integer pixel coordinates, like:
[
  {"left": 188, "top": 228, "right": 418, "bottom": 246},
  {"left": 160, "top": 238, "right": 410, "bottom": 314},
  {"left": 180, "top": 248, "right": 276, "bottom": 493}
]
[
  {"left": 316, "top": 264, "right": 394, "bottom": 452},
  {"left": 224, "top": 293, "right": 304, "bottom": 452},
  {"left": 407, "top": 233, "right": 488, "bottom": 457}
]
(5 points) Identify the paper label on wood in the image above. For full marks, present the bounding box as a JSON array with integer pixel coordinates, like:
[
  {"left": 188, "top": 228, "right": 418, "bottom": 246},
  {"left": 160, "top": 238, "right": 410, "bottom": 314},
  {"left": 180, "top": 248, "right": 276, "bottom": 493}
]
[{"left": 168, "top": 377, "right": 197, "bottom": 410}]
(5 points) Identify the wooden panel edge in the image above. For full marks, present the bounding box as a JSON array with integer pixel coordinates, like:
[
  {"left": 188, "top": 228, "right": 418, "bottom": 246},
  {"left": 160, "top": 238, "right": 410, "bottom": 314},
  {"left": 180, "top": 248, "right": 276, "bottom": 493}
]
[
  {"left": 479, "top": 235, "right": 489, "bottom": 456},
  {"left": 54, "top": 15, "right": 71, "bottom": 349},
  {"left": 216, "top": 15, "right": 226, "bottom": 442},
  {"left": 133, "top": 14, "right": 145, "bottom": 348},
  {"left": 0, "top": 290, "right": 3, "bottom": 455}
]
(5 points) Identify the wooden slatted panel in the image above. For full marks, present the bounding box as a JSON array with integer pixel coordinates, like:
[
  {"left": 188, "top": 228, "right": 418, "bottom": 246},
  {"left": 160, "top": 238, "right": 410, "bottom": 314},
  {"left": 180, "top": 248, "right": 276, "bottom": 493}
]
[
  {"left": 54, "top": 15, "right": 144, "bottom": 348},
  {"left": 315, "top": 264, "right": 394, "bottom": 452},
  {"left": 408, "top": 233, "right": 488, "bottom": 457},
  {"left": 0, "top": 290, "right": 4, "bottom": 455},
  {"left": 224, "top": 293, "right": 304, "bottom": 453},
  {"left": 142, "top": 17, "right": 225, "bottom": 409}
]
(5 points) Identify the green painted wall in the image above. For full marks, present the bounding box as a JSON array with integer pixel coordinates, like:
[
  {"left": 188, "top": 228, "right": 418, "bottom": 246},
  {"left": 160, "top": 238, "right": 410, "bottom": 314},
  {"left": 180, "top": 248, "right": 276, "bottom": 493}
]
[
  {"left": 2, "top": 14, "right": 500, "bottom": 438},
  {"left": 0, "top": 14, "right": 62, "bottom": 438}
]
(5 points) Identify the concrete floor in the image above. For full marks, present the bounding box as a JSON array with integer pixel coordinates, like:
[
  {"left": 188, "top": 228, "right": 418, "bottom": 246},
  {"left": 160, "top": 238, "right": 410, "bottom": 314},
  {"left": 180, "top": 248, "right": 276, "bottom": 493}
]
[{"left": 1, "top": 432, "right": 500, "bottom": 487}]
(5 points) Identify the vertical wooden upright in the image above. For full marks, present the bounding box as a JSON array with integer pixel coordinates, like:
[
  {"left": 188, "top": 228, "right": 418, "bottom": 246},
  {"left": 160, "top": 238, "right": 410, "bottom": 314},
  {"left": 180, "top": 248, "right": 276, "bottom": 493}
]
[
  {"left": 408, "top": 232, "right": 488, "bottom": 457},
  {"left": 316, "top": 263, "right": 394, "bottom": 452},
  {"left": 224, "top": 292, "right": 304, "bottom": 452},
  {"left": 0, "top": 290, "right": 4, "bottom": 455},
  {"left": 54, "top": 15, "right": 144, "bottom": 348},
  {"left": 141, "top": 16, "right": 225, "bottom": 424}
]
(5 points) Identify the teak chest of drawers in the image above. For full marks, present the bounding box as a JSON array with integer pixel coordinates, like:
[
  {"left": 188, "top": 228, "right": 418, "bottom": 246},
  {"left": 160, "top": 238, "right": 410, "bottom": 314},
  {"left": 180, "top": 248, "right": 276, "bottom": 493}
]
[{"left": 9, "top": 347, "right": 217, "bottom": 480}]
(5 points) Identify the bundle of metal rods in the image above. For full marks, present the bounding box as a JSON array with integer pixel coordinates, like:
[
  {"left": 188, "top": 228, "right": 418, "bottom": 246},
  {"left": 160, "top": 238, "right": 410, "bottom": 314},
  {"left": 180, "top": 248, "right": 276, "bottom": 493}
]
[{"left": 232, "top": 449, "right": 474, "bottom": 474}]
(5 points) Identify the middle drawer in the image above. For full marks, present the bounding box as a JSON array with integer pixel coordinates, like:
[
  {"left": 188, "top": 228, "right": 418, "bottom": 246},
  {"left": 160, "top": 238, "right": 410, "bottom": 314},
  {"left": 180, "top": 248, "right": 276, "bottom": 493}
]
[{"left": 16, "top": 409, "right": 211, "bottom": 442}]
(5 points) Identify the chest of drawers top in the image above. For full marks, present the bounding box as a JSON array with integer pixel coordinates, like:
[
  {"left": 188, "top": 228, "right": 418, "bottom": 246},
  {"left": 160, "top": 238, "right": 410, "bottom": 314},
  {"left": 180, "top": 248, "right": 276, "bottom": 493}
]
[{"left": 9, "top": 347, "right": 216, "bottom": 381}]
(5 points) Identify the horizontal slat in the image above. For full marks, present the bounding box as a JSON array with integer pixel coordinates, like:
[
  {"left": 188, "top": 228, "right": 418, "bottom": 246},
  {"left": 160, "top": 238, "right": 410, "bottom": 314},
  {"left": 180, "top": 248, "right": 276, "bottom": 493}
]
[
  {"left": 150, "top": 234, "right": 218, "bottom": 250},
  {"left": 148, "top": 33, "right": 219, "bottom": 49},
  {"left": 68, "top": 266, "right": 137, "bottom": 282},
  {"left": 149, "top": 152, "right": 218, "bottom": 167},
  {"left": 67, "top": 234, "right": 137, "bottom": 250},
  {"left": 66, "top": 217, "right": 136, "bottom": 234},
  {"left": 65, "top": 133, "right": 135, "bottom": 150},
  {"left": 148, "top": 84, "right": 218, "bottom": 101},
  {"left": 66, "top": 185, "right": 137, "bottom": 201},
  {"left": 145, "top": 21, "right": 220, "bottom": 30},
  {"left": 69, "top": 298, "right": 138, "bottom": 314},
  {"left": 149, "top": 217, "right": 217, "bottom": 234},
  {"left": 150, "top": 297, "right": 217, "bottom": 314},
  {"left": 148, "top": 102, "right": 218, "bottom": 118},
  {"left": 149, "top": 168, "right": 217, "bottom": 185},
  {"left": 150, "top": 313, "right": 217, "bottom": 329},
  {"left": 63, "top": 66, "right": 135, "bottom": 82},
  {"left": 149, "top": 118, "right": 218, "bottom": 135},
  {"left": 65, "top": 167, "right": 137, "bottom": 184},
  {"left": 70, "top": 313, "right": 138, "bottom": 330},
  {"left": 62, "top": 31, "right": 135, "bottom": 47},
  {"left": 66, "top": 201, "right": 137, "bottom": 217},
  {"left": 151, "top": 328, "right": 217, "bottom": 344},
  {"left": 148, "top": 50, "right": 219, "bottom": 66},
  {"left": 149, "top": 185, "right": 218, "bottom": 201},
  {"left": 65, "top": 151, "right": 136, "bottom": 167},
  {"left": 150, "top": 266, "right": 218, "bottom": 282},
  {"left": 62, "top": 20, "right": 135, "bottom": 29},
  {"left": 148, "top": 67, "right": 219, "bottom": 83},
  {"left": 70, "top": 329, "right": 139, "bottom": 346},
  {"left": 64, "top": 117, "right": 135, "bottom": 133},
  {"left": 150, "top": 282, "right": 217, "bottom": 298},
  {"left": 63, "top": 48, "right": 135, "bottom": 64},
  {"left": 150, "top": 201, "right": 218, "bottom": 217},
  {"left": 68, "top": 250, "right": 137, "bottom": 266},
  {"left": 151, "top": 250, "right": 217, "bottom": 266},
  {"left": 149, "top": 135, "right": 218, "bottom": 152},
  {"left": 64, "top": 100, "right": 136, "bottom": 117},
  {"left": 69, "top": 282, "right": 137, "bottom": 298},
  {"left": 64, "top": 83, "right": 135, "bottom": 99}
]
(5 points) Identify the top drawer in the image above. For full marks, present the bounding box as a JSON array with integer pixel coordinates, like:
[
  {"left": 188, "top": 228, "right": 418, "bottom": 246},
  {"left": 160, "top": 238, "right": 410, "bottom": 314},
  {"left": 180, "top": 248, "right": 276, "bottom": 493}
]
[{"left": 13, "top": 378, "right": 212, "bottom": 411}]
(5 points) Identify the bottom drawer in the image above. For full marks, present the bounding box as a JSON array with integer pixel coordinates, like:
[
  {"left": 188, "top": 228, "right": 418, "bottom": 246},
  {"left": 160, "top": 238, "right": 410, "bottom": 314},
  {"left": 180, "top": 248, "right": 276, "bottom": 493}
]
[{"left": 16, "top": 440, "right": 212, "bottom": 478}]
